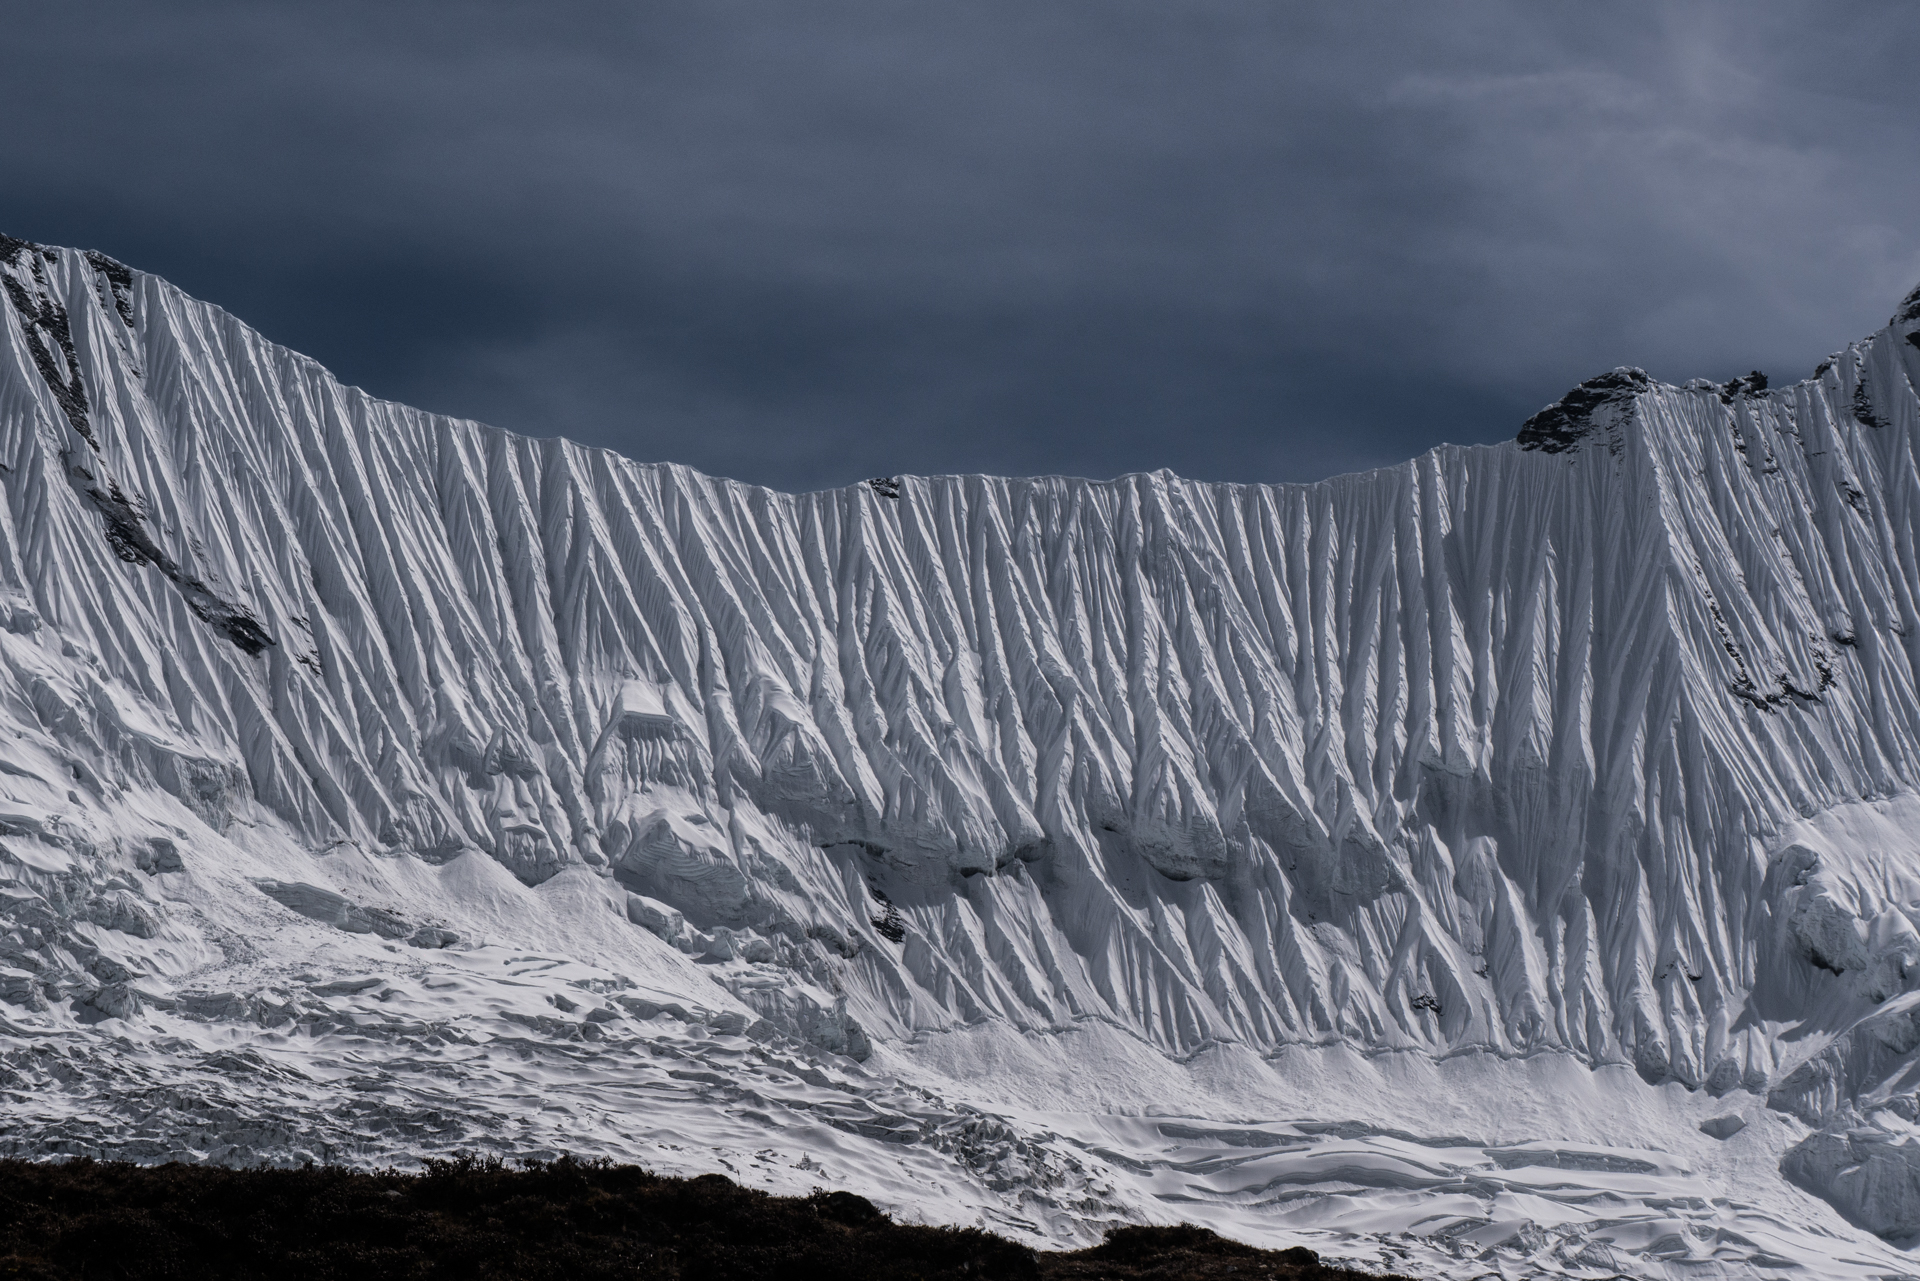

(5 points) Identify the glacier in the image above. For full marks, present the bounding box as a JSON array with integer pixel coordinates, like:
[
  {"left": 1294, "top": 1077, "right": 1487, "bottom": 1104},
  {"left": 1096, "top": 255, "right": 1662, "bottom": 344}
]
[{"left": 6, "top": 228, "right": 1920, "bottom": 1275}]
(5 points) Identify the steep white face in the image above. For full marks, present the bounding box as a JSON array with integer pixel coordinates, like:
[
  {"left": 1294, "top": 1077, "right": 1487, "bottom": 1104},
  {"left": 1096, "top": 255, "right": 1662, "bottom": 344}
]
[{"left": 5, "top": 233, "right": 1920, "bottom": 1276}]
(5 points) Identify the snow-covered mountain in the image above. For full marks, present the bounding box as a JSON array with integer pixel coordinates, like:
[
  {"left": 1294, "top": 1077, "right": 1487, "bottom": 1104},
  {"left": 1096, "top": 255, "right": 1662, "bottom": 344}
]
[{"left": 7, "top": 231, "right": 1920, "bottom": 1276}]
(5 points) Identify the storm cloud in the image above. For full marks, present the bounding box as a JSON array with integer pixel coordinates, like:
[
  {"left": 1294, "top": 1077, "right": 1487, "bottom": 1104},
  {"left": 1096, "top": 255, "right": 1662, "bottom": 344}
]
[{"left": 3, "top": 2, "right": 1916, "bottom": 490}]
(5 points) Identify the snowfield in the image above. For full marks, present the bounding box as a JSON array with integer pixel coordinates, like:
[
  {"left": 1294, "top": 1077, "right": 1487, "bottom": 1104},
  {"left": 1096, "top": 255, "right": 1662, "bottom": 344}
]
[{"left": 6, "top": 230, "right": 1920, "bottom": 1276}]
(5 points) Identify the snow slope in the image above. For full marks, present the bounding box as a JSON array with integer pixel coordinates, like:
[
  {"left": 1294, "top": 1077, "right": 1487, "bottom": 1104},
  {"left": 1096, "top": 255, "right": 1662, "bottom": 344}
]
[{"left": 7, "top": 230, "right": 1920, "bottom": 1275}]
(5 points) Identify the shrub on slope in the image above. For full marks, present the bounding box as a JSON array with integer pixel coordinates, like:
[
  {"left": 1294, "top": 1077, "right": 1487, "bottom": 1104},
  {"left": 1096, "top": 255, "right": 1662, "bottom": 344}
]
[{"left": 0, "top": 1157, "right": 1388, "bottom": 1280}]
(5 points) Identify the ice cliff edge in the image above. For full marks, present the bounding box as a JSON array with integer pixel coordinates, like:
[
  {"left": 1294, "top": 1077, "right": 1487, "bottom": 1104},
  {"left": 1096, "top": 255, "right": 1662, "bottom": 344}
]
[
  {"left": 6, "top": 232, "right": 1920, "bottom": 1136},
  {"left": 11, "top": 227, "right": 1920, "bottom": 1083}
]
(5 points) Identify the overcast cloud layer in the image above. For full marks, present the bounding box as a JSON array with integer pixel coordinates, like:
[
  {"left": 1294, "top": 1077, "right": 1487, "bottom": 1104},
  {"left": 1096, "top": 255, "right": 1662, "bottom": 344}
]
[{"left": 3, "top": 2, "right": 1917, "bottom": 490}]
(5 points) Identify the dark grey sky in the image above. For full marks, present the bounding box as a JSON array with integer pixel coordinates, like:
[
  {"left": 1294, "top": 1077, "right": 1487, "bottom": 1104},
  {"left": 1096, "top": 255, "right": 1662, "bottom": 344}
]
[{"left": 4, "top": 3, "right": 1917, "bottom": 491}]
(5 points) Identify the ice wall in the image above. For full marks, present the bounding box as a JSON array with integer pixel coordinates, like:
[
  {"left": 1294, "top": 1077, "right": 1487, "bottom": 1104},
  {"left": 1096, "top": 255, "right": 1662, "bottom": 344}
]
[{"left": 7, "top": 232, "right": 1920, "bottom": 1110}]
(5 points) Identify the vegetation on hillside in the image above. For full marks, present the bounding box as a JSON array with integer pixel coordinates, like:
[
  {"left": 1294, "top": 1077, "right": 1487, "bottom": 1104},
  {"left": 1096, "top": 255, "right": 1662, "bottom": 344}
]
[{"left": 0, "top": 1155, "right": 1403, "bottom": 1280}]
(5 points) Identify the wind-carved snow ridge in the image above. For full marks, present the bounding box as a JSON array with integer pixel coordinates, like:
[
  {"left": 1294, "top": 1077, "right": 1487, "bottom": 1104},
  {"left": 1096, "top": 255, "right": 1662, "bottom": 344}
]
[{"left": 6, "top": 235, "right": 1920, "bottom": 1275}]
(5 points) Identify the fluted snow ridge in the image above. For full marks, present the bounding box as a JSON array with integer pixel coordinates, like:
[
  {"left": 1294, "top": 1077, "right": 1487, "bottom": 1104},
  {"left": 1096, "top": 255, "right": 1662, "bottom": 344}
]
[{"left": 6, "top": 232, "right": 1920, "bottom": 1091}]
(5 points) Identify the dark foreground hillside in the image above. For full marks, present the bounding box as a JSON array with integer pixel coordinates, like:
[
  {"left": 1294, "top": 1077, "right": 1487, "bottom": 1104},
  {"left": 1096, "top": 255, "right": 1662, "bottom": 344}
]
[{"left": 0, "top": 1156, "right": 1402, "bottom": 1281}]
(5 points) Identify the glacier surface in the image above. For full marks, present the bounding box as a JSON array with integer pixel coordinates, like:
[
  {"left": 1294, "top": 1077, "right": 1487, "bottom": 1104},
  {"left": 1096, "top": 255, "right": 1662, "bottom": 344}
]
[{"left": 7, "top": 230, "right": 1920, "bottom": 1275}]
